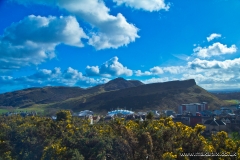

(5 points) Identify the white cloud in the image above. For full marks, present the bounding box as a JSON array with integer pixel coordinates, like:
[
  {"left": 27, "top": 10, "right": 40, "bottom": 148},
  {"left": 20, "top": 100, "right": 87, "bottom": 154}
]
[
  {"left": 86, "top": 56, "right": 133, "bottom": 77},
  {"left": 182, "top": 34, "right": 240, "bottom": 89},
  {"left": 113, "top": 0, "right": 170, "bottom": 12},
  {"left": 134, "top": 66, "right": 185, "bottom": 76},
  {"left": 134, "top": 70, "right": 151, "bottom": 76},
  {"left": 185, "top": 57, "right": 240, "bottom": 90},
  {"left": 183, "top": 72, "right": 240, "bottom": 90},
  {"left": 0, "top": 67, "right": 111, "bottom": 92},
  {"left": 63, "top": 67, "right": 84, "bottom": 80},
  {"left": 85, "top": 66, "right": 100, "bottom": 76},
  {"left": 134, "top": 56, "right": 240, "bottom": 90},
  {"left": 0, "top": 15, "right": 87, "bottom": 70},
  {"left": 163, "top": 66, "right": 186, "bottom": 74},
  {"left": 87, "top": 13, "right": 139, "bottom": 49},
  {"left": 134, "top": 66, "right": 163, "bottom": 76},
  {"left": 207, "top": 33, "right": 221, "bottom": 42},
  {"left": 193, "top": 42, "right": 237, "bottom": 58},
  {"left": 13, "top": 0, "right": 140, "bottom": 50},
  {"left": 189, "top": 58, "right": 240, "bottom": 70},
  {"left": 150, "top": 66, "right": 164, "bottom": 74}
]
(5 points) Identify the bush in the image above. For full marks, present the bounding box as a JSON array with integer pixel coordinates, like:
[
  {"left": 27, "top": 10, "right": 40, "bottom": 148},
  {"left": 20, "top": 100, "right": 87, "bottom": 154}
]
[
  {"left": 56, "top": 110, "right": 72, "bottom": 121},
  {"left": 0, "top": 111, "right": 240, "bottom": 159}
]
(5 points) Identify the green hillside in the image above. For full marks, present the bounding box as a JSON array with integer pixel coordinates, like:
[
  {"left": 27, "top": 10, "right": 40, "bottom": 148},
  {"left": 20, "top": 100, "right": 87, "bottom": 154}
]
[
  {"left": 45, "top": 79, "right": 226, "bottom": 113},
  {"left": 0, "top": 78, "right": 227, "bottom": 114}
]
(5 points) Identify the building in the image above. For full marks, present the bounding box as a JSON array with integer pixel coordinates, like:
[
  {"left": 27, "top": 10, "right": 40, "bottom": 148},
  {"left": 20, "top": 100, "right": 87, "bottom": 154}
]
[
  {"left": 178, "top": 102, "right": 208, "bottom": 115},
  {"left": 203, "top": 118, "right": 227, "bottom": 134},
  {"left": 107, "top": 109, "right": 134, "bottom": 116},
  {"left": 189, "top": 116, "right": 202, "bottom": 127},
  {"left": 173, "top": 115, "right": 202, "bottom": 127}
]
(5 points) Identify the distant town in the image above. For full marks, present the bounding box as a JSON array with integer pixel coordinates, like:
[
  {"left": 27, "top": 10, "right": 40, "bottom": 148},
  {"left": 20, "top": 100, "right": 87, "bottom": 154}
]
[
  {"left": 3, "top": 101, "right": 240, "bottom": 137},
  {"left": 57, "top": 101, "right": 240, "bottom": 136}
]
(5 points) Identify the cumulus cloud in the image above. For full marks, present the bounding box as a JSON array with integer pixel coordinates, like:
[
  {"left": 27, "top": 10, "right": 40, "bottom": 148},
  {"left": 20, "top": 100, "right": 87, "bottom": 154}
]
[
  {"left": 185, "top": 56, "right": 240, "bottom": 90},
  {"left": 134, "top": 67, "right": 163, "bottom": 76},
  {"left": 193, "top": 42, "right": 237, "bottom": 58},
  {"left": 85, "top": 66, "right": 100, "bottom": 76},
  {"left": 180, "top": 33, "right": 240, "bottom": 89},
  {"left": 85, "top": 56, "right": 133, "bottom": 77},
  {"left": 183, "top": 72, "right": 240, "bottom": 90},
  {"left": 135, "top": 66, "right": 164, "bottom": 76},
  {"left": 189, "top": 58, "right": 240, "bottom": 70},
  {"left": 113, "top": 0, "right": 170, "bottom": 12},
  {"left": 150, "top": 66, "right": 164, "bottom": 74},
  {"left": 0, "top": 15, "right": 87, "bottom": 69},
  {"left": 134, "top": 70, "right": 152, "bottom": 76},
  {"left": 207, "top": 33, "right": 221, "bottom": 42},
  {"left": 135, "top": 66, "right": 185, "bottom": 76},
  {"left": 13, "top": 0, "right": 140, "bottom": 50},
  {"left": 183, "top": 73, "right": 229, "bottom": 85},
  {"left": 135, "top": 54, "right": 240, "bottom": 90},
  {"left": 0, "top": 67, "right": 111, "bottom": 93}
]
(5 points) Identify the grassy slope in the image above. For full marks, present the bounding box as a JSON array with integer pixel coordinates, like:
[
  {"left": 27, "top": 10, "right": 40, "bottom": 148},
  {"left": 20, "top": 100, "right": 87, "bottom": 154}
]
[
  {"left": 0, "top": 78, "right": 142, "bottom": 109},
  {"left": 223, "top": 100, "right": 240, "bottom": 105},
  {"left": 0, "top": 86, "right": 85, "bottom": 108},
  {"left": 0, "top": 79, "right": 228, "bottom": 114},
  {"left": 44, "top": 81, "right": 226, "bottom": 114}
]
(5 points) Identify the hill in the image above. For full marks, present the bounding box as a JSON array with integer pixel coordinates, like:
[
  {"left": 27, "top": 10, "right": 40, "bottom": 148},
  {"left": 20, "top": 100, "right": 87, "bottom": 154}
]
[
  {"left": 45, "top": 79, "right": 226, "bottom": 113},
  {"left": 103, "top": 77, "right": 144, "bottom": 91},
  {"left": 0, "top": 78, "right": 227, "bottom": 113},
  {"left": 0, "top": 86, "right": 85, "bottom": 108},
  {"left": 0, "top": 78, "right": 143, "bottom": 108}
]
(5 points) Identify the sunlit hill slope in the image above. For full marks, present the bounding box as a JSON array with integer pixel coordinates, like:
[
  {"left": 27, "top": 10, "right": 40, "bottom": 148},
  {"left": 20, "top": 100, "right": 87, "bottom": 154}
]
[{"left": 0, "top": 78, "right": 227, "bottom": 113}]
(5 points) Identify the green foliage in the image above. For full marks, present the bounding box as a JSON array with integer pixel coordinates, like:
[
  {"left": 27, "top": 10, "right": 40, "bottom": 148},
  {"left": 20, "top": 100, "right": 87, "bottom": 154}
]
[
  {"left": 231, "top": 132, "right": 240, "bottom": 141},
  {"left": 56, "top": 110, "right": 72, "bottom": 121},
  {"left": 146, "top": 112, "right": 154, "bottom": 120},
  {"left": 0, "top": 112, "right": 240, "bottom": 160}
]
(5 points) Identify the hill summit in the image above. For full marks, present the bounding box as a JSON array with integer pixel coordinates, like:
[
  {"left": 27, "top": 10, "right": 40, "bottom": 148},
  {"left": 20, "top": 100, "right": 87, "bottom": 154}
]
[{"left": 103, "top": 77, "right": 144, "bottom": 91}]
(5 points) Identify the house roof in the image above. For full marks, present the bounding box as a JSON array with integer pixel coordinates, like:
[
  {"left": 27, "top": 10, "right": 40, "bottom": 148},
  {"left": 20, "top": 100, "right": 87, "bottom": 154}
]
[
  {"left": 215, "top": 120, "right": 226, "bottom": 125},
  {"left": 210, "top": 121, "right": 219, "bottom": 126},
  {"left": 204, "top": 120, "right": 212, "bottom": 124},
  {"left": 204, "top": 119, "right": 226, "bottom": 126}
]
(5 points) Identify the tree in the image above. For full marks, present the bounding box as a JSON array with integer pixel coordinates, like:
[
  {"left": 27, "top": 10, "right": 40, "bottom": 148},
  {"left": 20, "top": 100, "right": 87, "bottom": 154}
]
[
  {"left": 146, "top": 112, "right": 154, "bottom": 120},
  {"left": 56, "top": 110, "right": 72, "bottom": 121}
]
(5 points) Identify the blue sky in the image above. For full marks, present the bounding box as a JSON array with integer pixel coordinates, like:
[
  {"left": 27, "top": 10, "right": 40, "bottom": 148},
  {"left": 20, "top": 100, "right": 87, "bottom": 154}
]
[{"left": 0, "top": 0, "right": 240, "bottom": 93}]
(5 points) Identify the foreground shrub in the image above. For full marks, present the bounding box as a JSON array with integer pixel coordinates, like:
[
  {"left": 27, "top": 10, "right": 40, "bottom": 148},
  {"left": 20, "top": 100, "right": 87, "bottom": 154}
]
[{"left": 0, "top": 113, "right": 239, "bottom": 160}]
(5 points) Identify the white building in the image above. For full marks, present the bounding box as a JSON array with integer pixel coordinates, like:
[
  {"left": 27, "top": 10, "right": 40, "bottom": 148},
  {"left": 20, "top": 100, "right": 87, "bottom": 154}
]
[
  {"left": 107, "top": 109, "right": 134, "bottom": 116},
  {"left": 178, "top": 102, "right": 208, "bottom": 115}
]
